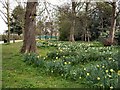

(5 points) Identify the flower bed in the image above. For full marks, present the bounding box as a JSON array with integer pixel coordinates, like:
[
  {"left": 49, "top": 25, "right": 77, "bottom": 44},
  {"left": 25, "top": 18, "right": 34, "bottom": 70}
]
[{"left": 24, "top": 41, "right": 119, "bottom": 88}]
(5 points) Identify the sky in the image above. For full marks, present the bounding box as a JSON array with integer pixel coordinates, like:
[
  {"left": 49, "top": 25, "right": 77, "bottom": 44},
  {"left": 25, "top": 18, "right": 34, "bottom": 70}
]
[{"left": 0, "top": 0, "right": 70, "bottom": 34}]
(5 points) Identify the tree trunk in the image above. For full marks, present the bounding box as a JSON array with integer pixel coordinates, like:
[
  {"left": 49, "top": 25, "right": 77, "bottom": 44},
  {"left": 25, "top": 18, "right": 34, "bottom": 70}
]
[
  {"left": 85, "top": 2, "right": 89, "bottom": 42},
  {"left": 50, "top": 24, "right": 53, "bottom": 40},
  {"left": 69, "top": 1, "right": 75, "bottom": 42},
  {"left": 12, "top": 33, "right": 15, "bottom": 43},
  {"left": 69, "top": 20, "right": 75, "bottom": 41},
  {"left": 7, "top": 0, "right": 10, "bottom": 43},
  {"left": 21, "top": 1, "right": 37, "bottom": 53},
  {"left": 108, "top": 2, "right": 116, "bottom": 44},
  {"left": 84, "top": 33, "right": 86, "bottom": 41},
  {"left": 51, "top": 30, "right": 53, "bottom": 40},
  {"left": 103, "top": 2, "right": 117, "bottom": 46}
]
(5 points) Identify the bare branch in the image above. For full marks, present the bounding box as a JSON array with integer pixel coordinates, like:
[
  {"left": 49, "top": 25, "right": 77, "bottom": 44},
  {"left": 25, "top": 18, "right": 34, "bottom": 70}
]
[
  {"left": 44, "top": 1, "right": 52, "bottom": 21},
  {"left": 47, "top": 2, "right": 61, "bottom": 10},
  {"left": 37, "top": 8, "right": 45, "bottom": 16},
  {"left": 0, "top": 9, "right": 7, "bottom": 19},
  {"left": 44, "top": 1, "right": 50, "bottom": 15},
  {"left": 0, "top": 0, "right": 7, "bottom": 9},
  {"left": 76, "top": 2, "right": 85, "bottom": 12},
  {"left": 15, "top": 0, "right": 21, "bottom": 5},
  {"left": 0, "top": 14, "right": 7, "bottom": 24}
]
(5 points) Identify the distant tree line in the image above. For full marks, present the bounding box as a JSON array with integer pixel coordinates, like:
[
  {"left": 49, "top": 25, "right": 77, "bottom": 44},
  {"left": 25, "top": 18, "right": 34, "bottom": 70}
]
[{"left": 57, "top": 1, "right": 120, "bottom": 45}]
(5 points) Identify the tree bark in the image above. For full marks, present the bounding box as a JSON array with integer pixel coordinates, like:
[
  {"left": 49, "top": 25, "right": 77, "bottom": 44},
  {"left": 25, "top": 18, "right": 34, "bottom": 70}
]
[
  {"left": 109, "top": 2, "right": 117, "bottom": 44},
  {"left": 85, "top": 2, "right": 89, "bottom": 42},
  {"left": 7, "top": 0, "right": 10, "bottom": 43},
  {"left": 21, "top": 1, "right": 37, "bottom": 53},
  {"left": 103, "top": 2, "right": 117, "bottom": 46},
  {"left": 69, "top": 1, "right": 75, "bottom": 42}
]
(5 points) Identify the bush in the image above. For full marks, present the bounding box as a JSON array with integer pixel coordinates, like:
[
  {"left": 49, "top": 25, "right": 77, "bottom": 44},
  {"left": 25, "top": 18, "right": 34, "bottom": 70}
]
[
  {"left": 116, "top": 31, "right": 120, "bottom": 45},
  {"left": 0, "top": 34, "right": 23, "bottom": 41}
]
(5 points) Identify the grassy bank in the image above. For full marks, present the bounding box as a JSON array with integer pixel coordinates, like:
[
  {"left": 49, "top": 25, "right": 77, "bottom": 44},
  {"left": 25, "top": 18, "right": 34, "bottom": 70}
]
[{"left": 2, "top": 42, "right": 87, "bottom": 88}]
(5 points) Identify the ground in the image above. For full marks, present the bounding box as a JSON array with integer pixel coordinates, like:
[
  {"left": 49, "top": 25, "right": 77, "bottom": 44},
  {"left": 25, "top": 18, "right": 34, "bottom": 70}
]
[
  {"left": 2, "top": 42, "right": 88, "bottom": 88},
  {"left": 2, "top": 41, "right": 120, "bottom": 88}
]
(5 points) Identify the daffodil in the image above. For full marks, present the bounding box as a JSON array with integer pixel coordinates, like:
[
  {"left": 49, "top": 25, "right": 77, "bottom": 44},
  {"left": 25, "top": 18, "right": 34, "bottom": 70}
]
[
  {"left": 97, "top": 65, "right": 100, "bottom": 68},
  {"left": 87, "top": 73, "right": 90, "bottom": 76},
  {"left": 100, "top": 84, "right": 103, "bottom": 87},
  {"left": 37, "top": 56, "right": 39, "bottom": 58},
  {"left": 108, "top": 57, "right": 112, "bottom": 60},
  {"left": 106, "top": 70, "right": 108, "bottom": 73},
  {"left": 61, "top": 74, "right": 63, "bottom": 76},
  {"left": 56, "top": 57, "right": 58, "bottom": 59},
  {"left": 64, "top": 62, "right": 67, "bottom": 65},
  {"left": 108, "top": 75, "right": 112, "bottom": 78},
  {"left": 102, "top": 66, "right": 105, "bottom": 68},
  {"left": 58, "top": 44, "right": 60, "bottom": 46},
  {"left": 96, "top": 77, "right": 100, "bottom": 80},
  {"left": 105, "top": 76, "right": 107, "bottom": 78},
  {"left": 43, "top": 57, "right": 46, "bottom": 60},
  {"left": 79, "top": 77, "right": 81, "bottom": 79},
  {"left": 110, "top": 86, "right": 113, "bottom": 89},
  {"left": 85, "top": 50, "right": 87, "bottom": 52},
  {"left": 63, "top": 56, "right": 65, "bottom": 58},
  {"left": 110, "top": 69, "right": 114, "bottom": 72},
  {"left": 118, "top": 70, "right": 120, "bottom": 76},
  {"left": 60, "top": 49, "right": 63, "bottom": 52},
  {"left": 84, "top": 68, "right": 86, "bottom": 70},
  {"left": 68, "top": 62, "right": 71, "bottom": 64},
  {"left": 51, "top": 70, "right": 53, "bottom": 73}
]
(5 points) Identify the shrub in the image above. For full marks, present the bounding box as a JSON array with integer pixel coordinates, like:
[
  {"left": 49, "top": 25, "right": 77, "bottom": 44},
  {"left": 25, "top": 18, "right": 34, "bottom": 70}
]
[{"left": 0, "top": 34, "right": 23, "bottom": 41}]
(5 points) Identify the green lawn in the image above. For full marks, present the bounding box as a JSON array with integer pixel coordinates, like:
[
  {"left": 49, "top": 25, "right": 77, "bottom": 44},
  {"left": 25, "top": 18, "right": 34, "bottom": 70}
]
[{"left": 2, "top": 42, "right": 88, "bottom": 88}]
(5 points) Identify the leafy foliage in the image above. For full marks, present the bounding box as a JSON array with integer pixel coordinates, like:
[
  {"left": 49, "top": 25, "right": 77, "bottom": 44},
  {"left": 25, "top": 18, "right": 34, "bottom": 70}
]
[
  {"left": 57, "top": 2, "right": 120, "bottom": 41},
  {"left": 10, "top": 5, "right": 25, "bottom": 35}
]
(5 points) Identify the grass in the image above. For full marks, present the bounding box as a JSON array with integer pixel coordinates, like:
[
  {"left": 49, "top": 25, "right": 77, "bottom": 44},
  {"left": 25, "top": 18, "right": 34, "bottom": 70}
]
[
  {"left": 2, "top": 42, "right": 88, "bottom": 88},
  {"left": 38, "top": 47, "right": 56, "bottom": 56}
]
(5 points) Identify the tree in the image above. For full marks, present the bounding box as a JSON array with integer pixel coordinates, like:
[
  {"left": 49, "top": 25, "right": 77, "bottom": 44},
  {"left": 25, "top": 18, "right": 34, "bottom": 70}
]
[
  {"left": 36, "top": 20, "right": 44, "bottom": 38},
  {"left": 108, "top": 2, "right": 117, "bottom": 44},
  {"left": 0, "top": 0, "right": 10, "bottom": 43},
  {"left": 11, "top": 5, "right": 25, "bottom": 36},
  {"left": 84, "top": 2, "right": 90, "bottom": 42},
  {"left": 21, "top": 0, "right": 38, "bottom": 53},
  {"left": 57, "top": 4, "right": 71, "bottom": 41},
  {"left": 56, "top": 1, "right": 120, "bottom": 42},
  {"left": 104, "top": 0, "right": 120, "bottom": 45},
  {"left": 10, "top": 19, "right": 22, "bottom": 35},
  {"left": 90, "top": 2, "right": 112, "bottom": 40},
  {"left": 69, "top": 1, "right": 76, "bottom": 42}
]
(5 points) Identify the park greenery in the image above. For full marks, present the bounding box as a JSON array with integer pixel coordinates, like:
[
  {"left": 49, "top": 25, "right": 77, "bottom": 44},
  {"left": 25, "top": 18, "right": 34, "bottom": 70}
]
[
  {"left": 24, "top": 40, "right": 120, "bottom": 88},
  {"left": 1, "top": 0, "right": 120, "bottom": 89},
  {"left": 2, "top": 41, "right": 120, "bottom": 88},
  {"left": 2, "top": 42, "right": 88, "bottom": 88}
]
